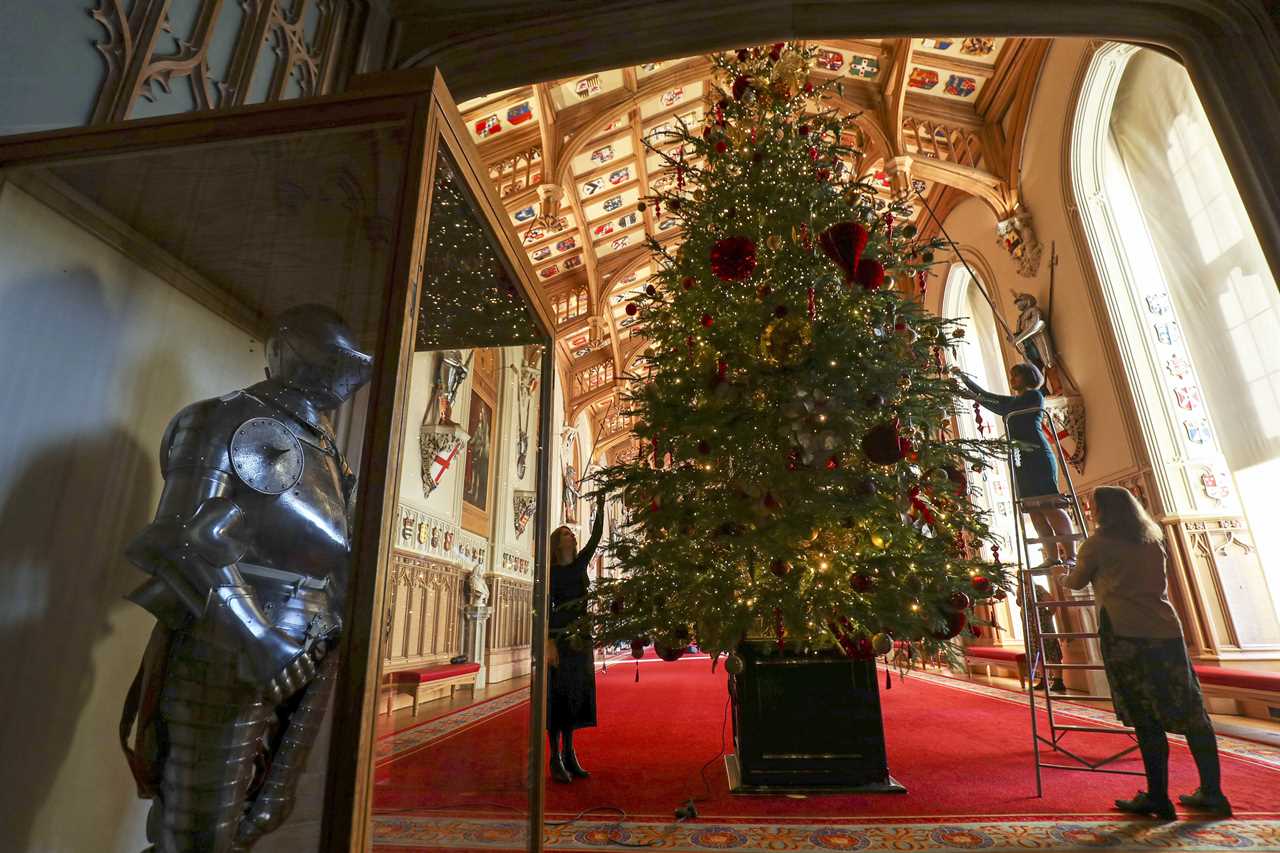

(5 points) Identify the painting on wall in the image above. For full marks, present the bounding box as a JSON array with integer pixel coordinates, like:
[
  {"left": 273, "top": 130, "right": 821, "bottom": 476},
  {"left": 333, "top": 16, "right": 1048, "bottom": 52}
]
[{"left": 463, "top": 393, "right": 493, "bottom": 511}]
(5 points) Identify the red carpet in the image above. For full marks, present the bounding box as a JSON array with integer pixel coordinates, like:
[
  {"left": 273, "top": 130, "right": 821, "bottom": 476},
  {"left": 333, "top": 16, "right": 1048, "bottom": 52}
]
[{"left": 373, "top": 655, "right": 1280, "bottom": 823}]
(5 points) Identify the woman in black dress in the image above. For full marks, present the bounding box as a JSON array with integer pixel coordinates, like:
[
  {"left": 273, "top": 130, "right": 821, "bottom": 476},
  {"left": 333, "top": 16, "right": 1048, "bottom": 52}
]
[
  {"left": 953, "top": 362, "right": 1076, "bottom": 566},
  {"left": 545, "top": 491, "right": 606, "bottom": 783}
]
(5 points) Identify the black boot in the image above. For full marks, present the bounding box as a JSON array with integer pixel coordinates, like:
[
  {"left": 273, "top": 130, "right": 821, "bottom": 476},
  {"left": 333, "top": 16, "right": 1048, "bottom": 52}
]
[
  {"left": 561, "top": 730, "right": 590, "bottom": 779},
  {"left": 549, "top": 732, "right": 572, "bottom": 783}
]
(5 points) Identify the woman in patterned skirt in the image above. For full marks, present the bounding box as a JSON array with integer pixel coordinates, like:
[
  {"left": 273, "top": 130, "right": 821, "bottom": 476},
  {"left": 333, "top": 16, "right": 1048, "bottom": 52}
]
[{"left": 1064, "top": 486, "right": 1231, "bottom": 819}]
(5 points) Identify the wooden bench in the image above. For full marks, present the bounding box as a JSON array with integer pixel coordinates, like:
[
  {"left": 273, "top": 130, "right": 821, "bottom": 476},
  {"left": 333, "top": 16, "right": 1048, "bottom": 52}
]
[
  {"left": 384, "top": 662, "right": 480, "bottom": 716},
  {"left": 1194, "top": 664, "right": 1280, "bottom": 720},
  {"left": 963, "top": 645, "right": 1028, "bottom": 689}
]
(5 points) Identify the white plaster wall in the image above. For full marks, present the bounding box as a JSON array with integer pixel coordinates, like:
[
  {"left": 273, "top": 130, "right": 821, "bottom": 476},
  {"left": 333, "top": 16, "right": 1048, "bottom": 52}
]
[{"left": 0, "top": 181, "right": 263, "bottom": 852}]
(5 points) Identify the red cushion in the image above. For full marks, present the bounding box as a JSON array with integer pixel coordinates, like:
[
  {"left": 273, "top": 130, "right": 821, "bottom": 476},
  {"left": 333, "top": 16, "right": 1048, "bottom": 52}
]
[
  {"left": 964, "top": 646, "right": 1026, "bottom": 664},
  {"left": 1194, "top": 665, "right": 1280, "bottom": 693},
  {"left": 388, "top": 662, "right": 480, "bottom": 685}
]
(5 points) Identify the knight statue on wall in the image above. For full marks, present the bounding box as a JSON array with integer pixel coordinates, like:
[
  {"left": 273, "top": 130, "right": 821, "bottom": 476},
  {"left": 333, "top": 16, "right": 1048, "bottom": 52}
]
[
  {"left": 420, "top": 349, "right": 472, "bottom": 495},
  {"left": 121, "top": 304, "right": 373, "bottom": 853}
]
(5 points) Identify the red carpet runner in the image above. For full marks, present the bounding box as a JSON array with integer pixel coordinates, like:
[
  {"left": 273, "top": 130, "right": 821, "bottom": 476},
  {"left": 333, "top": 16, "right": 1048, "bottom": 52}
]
[{"left": 373, "top": 656, "right": 1280, "bottom": 851}]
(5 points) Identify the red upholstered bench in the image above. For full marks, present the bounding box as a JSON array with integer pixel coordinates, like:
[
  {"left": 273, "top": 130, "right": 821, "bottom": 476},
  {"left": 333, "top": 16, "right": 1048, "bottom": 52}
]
[
  {"left": 384, "top": 662, "right": 480, "bottom": 716},
  {"left": 963, "top": 645, "right": 1028, "bottom": 689},
  {"left": 1194, "top": 664, "right": 1280, "bottom": 714}
]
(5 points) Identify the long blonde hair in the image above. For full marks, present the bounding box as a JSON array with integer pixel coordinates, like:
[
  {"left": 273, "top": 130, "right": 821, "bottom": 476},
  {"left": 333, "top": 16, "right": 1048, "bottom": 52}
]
[{"left": 1093, "top": 486, "right": 1162, "bottom": 544}]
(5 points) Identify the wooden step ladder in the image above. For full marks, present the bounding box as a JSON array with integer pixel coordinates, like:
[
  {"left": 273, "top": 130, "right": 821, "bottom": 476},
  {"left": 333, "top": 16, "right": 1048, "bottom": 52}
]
[{"left": 1002, "top": 406, "right": 1141, "bottom": 796}]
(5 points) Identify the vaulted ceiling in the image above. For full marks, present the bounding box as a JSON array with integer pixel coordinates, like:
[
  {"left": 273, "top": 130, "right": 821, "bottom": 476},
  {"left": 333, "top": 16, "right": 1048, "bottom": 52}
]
[{"left": 456, "top": 38, "right": 1049, "bottom": 464}]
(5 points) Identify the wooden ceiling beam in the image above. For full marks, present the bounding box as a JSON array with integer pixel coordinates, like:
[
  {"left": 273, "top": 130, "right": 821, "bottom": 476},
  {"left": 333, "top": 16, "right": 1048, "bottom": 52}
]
[
  {"left": 568, "top": 380, "right": 619, "bottom": 422},
  {"left": 880, "top": 38, "right": 914, "bottom": 157},
  {"left": 907, "top": 155, "right": 1014, "bottom": 219},
  {"left": 554, "top": 64, "right": 714, "bottom": 188},
  {"left": 910, "top": 50, "right": 996, "bottom": 80}
]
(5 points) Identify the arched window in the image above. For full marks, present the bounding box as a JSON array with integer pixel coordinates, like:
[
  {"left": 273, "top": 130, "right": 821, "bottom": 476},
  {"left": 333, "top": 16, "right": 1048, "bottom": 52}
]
[
  {"left": 942, "top": 261, "right": 1022, "bottom": 642},
  {"left": 1073, "top": 44, "right": 1280, "bottom": 628}
]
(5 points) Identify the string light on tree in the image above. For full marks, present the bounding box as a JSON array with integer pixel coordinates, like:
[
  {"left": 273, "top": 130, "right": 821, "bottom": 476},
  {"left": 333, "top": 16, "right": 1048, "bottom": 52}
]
[{"left": 578, "top": 42, "right": 1008, "bottom": 661}]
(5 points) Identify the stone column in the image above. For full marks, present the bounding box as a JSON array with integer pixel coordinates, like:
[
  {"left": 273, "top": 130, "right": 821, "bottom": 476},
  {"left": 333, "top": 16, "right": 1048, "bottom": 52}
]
[{"left": 464, "top": 604, "right": 493, "bottom": 688}]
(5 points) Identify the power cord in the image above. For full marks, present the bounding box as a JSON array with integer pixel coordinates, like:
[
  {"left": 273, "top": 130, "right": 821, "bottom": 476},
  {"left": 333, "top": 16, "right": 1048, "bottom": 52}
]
[{"left": 673, "top": 693, "right": 731, "bottom": 820}]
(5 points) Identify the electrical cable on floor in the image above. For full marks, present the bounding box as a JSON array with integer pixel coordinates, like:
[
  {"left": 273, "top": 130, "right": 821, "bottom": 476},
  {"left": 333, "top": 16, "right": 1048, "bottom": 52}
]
[{"left": 672, "top": 693, "right": 732, "bottom": 820}]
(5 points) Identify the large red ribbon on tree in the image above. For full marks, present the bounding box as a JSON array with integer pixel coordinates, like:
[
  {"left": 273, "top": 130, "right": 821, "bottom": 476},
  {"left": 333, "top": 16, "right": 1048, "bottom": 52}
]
[{"left": 818, "top": 221, "right": 870, "bottom": 284}]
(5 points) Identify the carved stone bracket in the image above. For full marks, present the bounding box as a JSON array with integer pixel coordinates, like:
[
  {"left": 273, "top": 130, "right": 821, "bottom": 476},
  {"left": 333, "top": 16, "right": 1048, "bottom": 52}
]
[
  {"left": 419, "top": 421, "right": 469, "bottom": 495},
  {"left": 1044, "top": 393, "right": 1086, "bottom": 475},
  {"left": 996, "top": 207, "right": 1043, "bottom": 278}
]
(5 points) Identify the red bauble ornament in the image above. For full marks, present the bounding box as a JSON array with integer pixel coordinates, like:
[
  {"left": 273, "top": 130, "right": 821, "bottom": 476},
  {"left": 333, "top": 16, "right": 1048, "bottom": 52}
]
[
  {"left": 799, "top": 124, "right": 811, "bottom": 137},
  {"left": 625, "top": 302, "right": 639, "bottom": 316},
  {"left": 855, "top": 258, "right": 886, "bottom": 291},
  {"left": 850, "top": 572, "right": 874, "bottom": 593},
  {"left": 861, "top": 420, "right": 906, "bottom": 465},
  {"left": 732, "top": 75, "right": 752, "bottom": 100},
  {"left": 969, "top": 625, "right": 983, "bottom": 639},
  {"left": 803, "top": 81, "right": 815, "bottom": 94},
  {"left": 770, "top": 558, "right": 790, "bottom": 577},
  {"left": 715, "top": 140, "right": 728, "bottom": 154},
  {"left": 818, "top": 221, "right": 870, "bottom": 284},
  {"left": 736, "top": 48, "right": 750, "bottom": 62},
  {"left": 929, "top": 609, "right": 967, "bottom": 640},
  {"left": 630, "top": 638, "right": 647, "bottom": 659},
  {"left": 701, "top": 313, "right": 714, "bottom": 328},
  {"left": 645, "top": 284, "right": 658, "bottom": 297},
  {"left": 971, "top": 575, "right": 993, "bottom": 595},
  {"left": 947, "top": 591, "right": 972, "bottom": 612},
  {"left": 825, "top": 455, "right": 841, "bottom": 471},
  {"left": 709, "top": 236, "right": 758, "bottom": 282},
  {"left": 682, "top": 275, "right": 696, "bottom": 290},
  {"left": 769, "top": 43, "right": 783, "bottom": 61},
  {"left": 762, "top": 491, "right": 781, "bottom": 511},
  {"left": 808, "top": 146, "right": 819, "bottom": 162}
]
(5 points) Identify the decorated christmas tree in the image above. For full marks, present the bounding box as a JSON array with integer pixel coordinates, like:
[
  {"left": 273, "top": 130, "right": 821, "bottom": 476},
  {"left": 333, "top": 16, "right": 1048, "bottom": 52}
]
[{"left": 585, "top": 43, "right": 1009, "bottom": 667}]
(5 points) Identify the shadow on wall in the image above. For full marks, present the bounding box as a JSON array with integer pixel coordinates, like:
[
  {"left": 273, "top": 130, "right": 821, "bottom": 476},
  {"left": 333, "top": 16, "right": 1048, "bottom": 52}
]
[{"left": 0, "top": 266, "right": 170, "bottom": 850}]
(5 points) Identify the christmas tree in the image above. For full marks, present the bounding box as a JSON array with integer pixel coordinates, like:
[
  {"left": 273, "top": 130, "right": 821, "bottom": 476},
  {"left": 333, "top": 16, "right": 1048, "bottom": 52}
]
[{"left": 585, "top": 43, "right": 1009, "bottom": 665}]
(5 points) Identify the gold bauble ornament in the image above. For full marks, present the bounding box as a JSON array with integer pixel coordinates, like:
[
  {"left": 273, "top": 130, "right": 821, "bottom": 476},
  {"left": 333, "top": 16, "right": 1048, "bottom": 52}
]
[
  {"left": 725, "top": 653, "right": 745, "bottom": 675},
  {"left": 871, "top": 632, "right": 894, "bottom": 656},
  {"left": 870, "top": 528, "right": 893, "bottom": 550},
  {"left": 766, "top": 233, "right": 784, "bottom": 252},
  {"left": 759, "top": 315, "right": 813, "bottom": 367}
]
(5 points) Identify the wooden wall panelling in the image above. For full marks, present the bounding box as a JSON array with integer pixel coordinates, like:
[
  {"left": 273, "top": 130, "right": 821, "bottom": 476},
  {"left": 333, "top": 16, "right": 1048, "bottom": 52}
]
[{"left": 385, "top": 551, "right": 466, "bottom": 669}]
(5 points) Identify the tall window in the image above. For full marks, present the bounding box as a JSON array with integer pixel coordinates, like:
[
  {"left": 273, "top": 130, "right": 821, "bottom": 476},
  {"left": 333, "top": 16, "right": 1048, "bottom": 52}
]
[
  {"left": 943, "top": 263, "right": 1022, "bottom": 642},
  {"left": 1074, "top": 44, "right": 1280, "bottom": 627}
]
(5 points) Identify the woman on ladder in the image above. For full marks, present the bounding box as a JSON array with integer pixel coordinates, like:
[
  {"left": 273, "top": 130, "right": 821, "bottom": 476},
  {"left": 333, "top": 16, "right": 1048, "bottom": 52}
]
[{"left": 951, "top": 362, "right": 1076, "bottom": 567}]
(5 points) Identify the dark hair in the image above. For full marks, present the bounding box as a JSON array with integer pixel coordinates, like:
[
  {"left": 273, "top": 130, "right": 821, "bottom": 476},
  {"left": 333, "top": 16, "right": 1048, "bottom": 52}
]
[
  {"left": 1010, "top": 362, "right": 1044, "bottom": 390},
  {"left": 1093, "top": 486, "right": 1162, "bottom": 544},
  {"left": 550, "top": 525, "right": 577, "bottom": 565}
]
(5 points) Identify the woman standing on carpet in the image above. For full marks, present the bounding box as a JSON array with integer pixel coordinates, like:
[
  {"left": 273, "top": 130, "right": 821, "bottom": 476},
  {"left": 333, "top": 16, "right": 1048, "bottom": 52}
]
[
  {"left": 1063, "top": 486, "right": 1231, "bottom": 819},
  {"left": 545, "top": 489, "right": 607, "bottom": 784},
  {"left": 951, "top": 362, "right": 1076, "bottom": 566}
]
